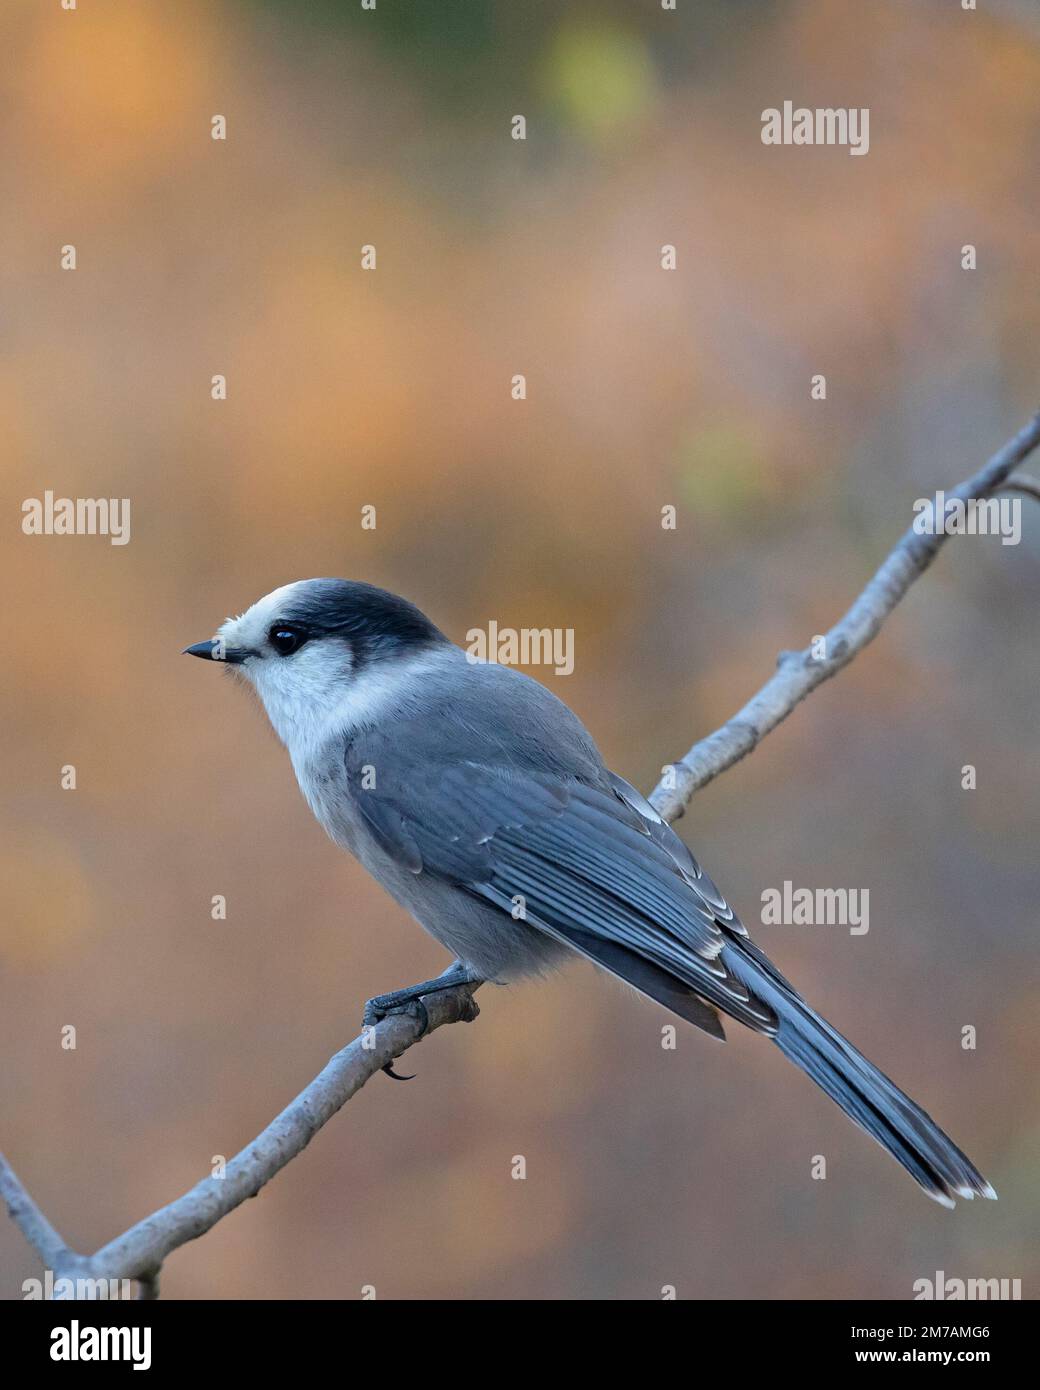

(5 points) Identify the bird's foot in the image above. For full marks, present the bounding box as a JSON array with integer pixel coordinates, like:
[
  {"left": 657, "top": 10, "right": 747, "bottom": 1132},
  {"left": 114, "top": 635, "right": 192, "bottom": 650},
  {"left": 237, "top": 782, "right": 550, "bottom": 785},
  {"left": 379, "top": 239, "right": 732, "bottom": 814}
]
[{"left": 363, "top": 962, "right": 483, "bottom": 1080}]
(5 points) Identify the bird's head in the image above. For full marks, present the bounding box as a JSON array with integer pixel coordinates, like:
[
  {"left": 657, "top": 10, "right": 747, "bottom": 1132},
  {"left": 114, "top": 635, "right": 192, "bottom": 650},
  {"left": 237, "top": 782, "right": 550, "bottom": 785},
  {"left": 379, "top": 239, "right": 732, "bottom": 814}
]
[{"left": 185, "top": 578, "right": 449, "bottom": 749}]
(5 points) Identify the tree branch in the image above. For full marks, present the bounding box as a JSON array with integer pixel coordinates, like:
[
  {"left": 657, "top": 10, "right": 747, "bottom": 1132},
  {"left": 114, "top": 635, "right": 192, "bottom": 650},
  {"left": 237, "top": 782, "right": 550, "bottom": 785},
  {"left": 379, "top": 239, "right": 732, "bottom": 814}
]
[
  {"left": 1, "top": 984, "right": 479, "bottom": 1291},
  {"left": 3, "top": 410, "right": 1039, "bottom": 1295},
  {"left": 0, "top": 1153, "right": 76, "bottom": 1274},
  {"left": 649, "top": 409, "right": 1040, "bottom": 819},
  {"left": 1001, "top": 471, "right": 1040, "bottom": 504}
]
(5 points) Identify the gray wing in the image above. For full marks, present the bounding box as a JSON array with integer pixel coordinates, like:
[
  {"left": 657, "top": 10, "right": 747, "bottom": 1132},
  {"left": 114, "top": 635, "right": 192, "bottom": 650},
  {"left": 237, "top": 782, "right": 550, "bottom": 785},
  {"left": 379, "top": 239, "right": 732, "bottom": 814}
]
[
  {"left": 346, "top": 702, "right": 998, "bottom": 1208},
  {"left": 348, "top": 734, "right": 776, "bottom": 1039}
]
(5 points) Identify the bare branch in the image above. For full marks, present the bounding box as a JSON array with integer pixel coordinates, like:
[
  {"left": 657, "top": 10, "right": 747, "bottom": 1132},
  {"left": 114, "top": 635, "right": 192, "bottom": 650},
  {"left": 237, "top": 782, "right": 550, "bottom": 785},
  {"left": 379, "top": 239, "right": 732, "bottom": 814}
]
[
  {"left": 0, "top": 1152, "right": 76, "bottom": 1274},
  {"left": 3, "top": 410, "right": 1039, "bottom": 1293},
  {"left": 1001, "top": 471, "right": 1040, "bottom": 504},
  {"left": 2, "top": 983, "right": 479, "bottom": 1287},
  {"left": 650, "top": 410, "right": 1040, "bottom": 820}
]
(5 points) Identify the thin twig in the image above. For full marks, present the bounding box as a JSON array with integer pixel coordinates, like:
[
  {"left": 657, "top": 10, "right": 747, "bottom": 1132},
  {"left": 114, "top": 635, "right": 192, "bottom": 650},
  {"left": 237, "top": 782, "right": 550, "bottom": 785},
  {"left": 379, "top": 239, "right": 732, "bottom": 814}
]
[
  {"left": 85, "top": 986, "right": 479, "bottom": 1282},
  {"left": 649, "top": 410, "right": 1040, "bottom": 819},
  {"left": 1001, "top": 471, "right": 1040, "bottom": 503},
  {"left": 1, "top": 984, "right": 478, "bottom": 1290},
  {"left": 0, "top": 1152, "right": 76, "bottom": 1274}
]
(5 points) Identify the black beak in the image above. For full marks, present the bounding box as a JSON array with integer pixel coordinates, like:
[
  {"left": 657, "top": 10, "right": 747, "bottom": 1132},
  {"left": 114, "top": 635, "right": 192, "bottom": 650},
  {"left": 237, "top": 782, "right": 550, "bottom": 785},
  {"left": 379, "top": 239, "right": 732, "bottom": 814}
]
[{"left": 183, "top": 640, "right": 246, "bottom": 664}]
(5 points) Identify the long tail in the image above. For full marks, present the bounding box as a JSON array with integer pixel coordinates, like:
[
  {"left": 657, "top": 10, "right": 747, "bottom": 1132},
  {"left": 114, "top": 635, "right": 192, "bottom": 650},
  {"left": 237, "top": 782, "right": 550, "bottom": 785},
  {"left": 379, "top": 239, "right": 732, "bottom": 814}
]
[{"left": 725, "top": 938, "right": 996, "bottom": 1208}]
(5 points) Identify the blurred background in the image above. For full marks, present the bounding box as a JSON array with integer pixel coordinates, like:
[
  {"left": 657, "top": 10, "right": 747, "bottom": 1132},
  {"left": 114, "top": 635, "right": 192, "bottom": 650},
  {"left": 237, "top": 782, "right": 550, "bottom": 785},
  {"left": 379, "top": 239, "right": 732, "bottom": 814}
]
[{"left": 2, "top": 0, "right": 1039, "bottom": 1300}]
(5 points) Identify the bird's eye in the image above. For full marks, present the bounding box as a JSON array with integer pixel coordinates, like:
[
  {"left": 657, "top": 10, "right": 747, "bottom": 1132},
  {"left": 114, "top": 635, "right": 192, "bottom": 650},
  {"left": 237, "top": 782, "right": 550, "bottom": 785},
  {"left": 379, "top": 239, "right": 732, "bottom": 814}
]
[{"left": 268, "top": 624, "right": 308, "bottom": 657}]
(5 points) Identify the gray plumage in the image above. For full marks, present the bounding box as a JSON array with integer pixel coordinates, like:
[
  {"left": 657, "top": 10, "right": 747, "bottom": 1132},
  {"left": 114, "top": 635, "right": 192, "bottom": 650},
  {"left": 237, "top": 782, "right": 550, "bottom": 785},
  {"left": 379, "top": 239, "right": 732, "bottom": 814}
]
[{"left": 187, "top": 578, "right": 996, "bottom": 1209}]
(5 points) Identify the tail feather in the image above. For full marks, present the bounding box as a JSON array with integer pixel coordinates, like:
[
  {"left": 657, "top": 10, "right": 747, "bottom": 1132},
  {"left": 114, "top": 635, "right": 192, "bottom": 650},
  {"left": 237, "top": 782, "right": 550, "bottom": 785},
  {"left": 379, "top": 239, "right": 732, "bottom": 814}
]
[{"left": 725, "top": 941, "right": 996, "bottom": 1208}]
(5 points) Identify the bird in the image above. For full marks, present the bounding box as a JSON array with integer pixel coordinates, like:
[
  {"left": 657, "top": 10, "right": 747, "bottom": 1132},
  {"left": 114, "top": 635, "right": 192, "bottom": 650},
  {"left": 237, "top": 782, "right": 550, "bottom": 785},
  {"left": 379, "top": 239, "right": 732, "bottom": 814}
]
[{"left": 185, "top": 577, "right": 996, "bottom": 1209}]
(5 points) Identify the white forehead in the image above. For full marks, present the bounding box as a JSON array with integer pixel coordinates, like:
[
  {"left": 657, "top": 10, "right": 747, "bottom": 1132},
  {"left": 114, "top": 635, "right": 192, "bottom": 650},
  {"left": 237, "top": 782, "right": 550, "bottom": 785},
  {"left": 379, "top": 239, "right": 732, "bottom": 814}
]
[{"left": 217, "top": 581, "right": 308, "bottom": 649}]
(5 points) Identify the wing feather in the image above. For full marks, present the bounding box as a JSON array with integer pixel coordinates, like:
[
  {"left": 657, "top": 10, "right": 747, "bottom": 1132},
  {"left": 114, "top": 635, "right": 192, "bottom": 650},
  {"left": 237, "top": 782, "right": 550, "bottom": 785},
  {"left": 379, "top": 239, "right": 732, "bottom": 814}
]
[{"left": 349, "top": 744, "right": 776, "bottom": 1037}]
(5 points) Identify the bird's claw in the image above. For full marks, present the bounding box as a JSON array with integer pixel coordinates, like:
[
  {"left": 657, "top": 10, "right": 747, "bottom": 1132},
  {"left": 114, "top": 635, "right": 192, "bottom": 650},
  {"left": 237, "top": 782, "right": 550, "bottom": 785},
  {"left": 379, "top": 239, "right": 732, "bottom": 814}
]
[
  {"left": 363, "top": 995, "right": 431, "bottom": 1035},
  {"left": 363, "top": 966, "right": 482, "bottom": 1082},
  {"left": 364, "top": 994, "right": 432, "bottom": 1081}
]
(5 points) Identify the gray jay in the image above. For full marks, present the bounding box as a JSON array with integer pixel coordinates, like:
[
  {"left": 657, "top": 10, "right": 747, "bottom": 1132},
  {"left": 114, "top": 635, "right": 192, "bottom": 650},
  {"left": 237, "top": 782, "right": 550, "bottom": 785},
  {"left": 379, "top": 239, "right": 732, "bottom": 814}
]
[{"left": 186, "top": 577, "right": 995, "bottom": 1208}]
